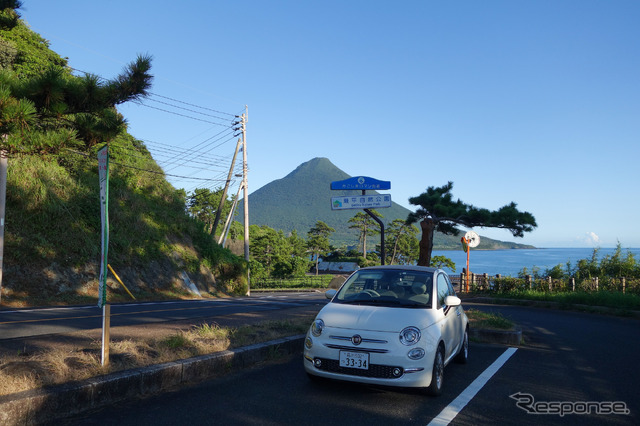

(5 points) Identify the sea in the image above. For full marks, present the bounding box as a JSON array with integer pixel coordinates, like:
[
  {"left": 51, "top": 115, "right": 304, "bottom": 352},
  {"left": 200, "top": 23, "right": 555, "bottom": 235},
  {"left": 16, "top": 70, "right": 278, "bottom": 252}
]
[{"left": 431, "top": 247, "right": 640, "bottom": 277}]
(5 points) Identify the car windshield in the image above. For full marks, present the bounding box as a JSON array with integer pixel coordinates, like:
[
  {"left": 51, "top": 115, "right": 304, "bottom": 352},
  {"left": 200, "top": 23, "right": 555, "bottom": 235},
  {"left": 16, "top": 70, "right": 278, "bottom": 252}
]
[{"left": 333, "top": 269, "right": 433, "bottom": 308}]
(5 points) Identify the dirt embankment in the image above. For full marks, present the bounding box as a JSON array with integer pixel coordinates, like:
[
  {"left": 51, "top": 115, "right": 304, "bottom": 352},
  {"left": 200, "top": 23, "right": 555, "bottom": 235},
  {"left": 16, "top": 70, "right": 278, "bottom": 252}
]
[{"left": 1, "top": 257, "right": 228, "bottom": 309}]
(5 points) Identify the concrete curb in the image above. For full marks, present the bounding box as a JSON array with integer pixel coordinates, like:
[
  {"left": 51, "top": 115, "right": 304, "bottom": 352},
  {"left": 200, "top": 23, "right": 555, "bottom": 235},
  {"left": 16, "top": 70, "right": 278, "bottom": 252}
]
[
  {"left": 470, "top": 327, "right": 522, "bottom": 346},
  {"left": 0, "top": 335, "right": 305, "bottom": 426}
]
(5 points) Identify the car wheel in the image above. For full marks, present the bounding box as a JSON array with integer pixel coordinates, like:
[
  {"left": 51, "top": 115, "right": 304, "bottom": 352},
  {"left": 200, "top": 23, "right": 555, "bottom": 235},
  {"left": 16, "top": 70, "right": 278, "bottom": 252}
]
[
  {"left": 425, "top": 345, "right": 444, "bottom": 396},
  {"left": 455, "top": 328, "right": 469, "bottom": 364}
]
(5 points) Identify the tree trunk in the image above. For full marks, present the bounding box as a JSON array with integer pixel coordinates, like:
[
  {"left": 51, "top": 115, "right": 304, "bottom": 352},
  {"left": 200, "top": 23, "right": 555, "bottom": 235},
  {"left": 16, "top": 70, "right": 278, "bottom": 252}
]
[
  {"left": 417, "top": 218, "right": 435, "bottom": 267},
  {"left": 391, "top": 238, "right": 399, "bottom": 265},
  {"left": 362, "top": 228, "right": 367, "bottom": 256}
]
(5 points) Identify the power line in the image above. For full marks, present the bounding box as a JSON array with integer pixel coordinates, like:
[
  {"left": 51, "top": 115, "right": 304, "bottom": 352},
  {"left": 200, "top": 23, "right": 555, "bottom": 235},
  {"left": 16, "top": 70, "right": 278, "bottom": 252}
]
[
  {"left": 64, "top": 148, "right": 235, "bottom": 183},
  {"left": 65, "top": 66, "right": 246, "bottom": 193},
  {"left": 149, "top": 93, "right": 237, "bottom": 117},
  {"left": 68, "top": 67, "right": 238, "bottom": 121},
  {"left": 140, "top": 97, "right": 235, "bottom": 124},
  {"left": 115, "top": 142, "right": 233, "bottom": 170},
  {"left": 161, "top": 130, "right": 236, "bottom": 173},
  {"left": 131, "top": 101, "right": 234, "bottom": 126}
]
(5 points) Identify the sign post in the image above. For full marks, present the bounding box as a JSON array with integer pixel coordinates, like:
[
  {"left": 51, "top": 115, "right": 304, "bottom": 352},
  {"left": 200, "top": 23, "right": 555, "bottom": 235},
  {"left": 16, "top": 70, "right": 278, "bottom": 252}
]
[
  {"left": 461, "top": 231, "right": 480, "bottom": 292},
  {"left": 330, "top": 176, "right": 391, "bottom": 265},
  {"left": 97, "top": 145, "right": 110, "bottom": 366}
]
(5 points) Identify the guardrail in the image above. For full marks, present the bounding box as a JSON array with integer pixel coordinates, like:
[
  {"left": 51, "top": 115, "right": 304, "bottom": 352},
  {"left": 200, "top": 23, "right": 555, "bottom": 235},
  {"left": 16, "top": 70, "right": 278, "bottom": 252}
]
[
  {"left": 253, "top": 273, "right": 639, "bottom": 295},
  {"left": 251, "top": 275, "right": 335, "bottom": 290},
  {"left": 453, "top": 273, "right": 640, "bottom": 294}
]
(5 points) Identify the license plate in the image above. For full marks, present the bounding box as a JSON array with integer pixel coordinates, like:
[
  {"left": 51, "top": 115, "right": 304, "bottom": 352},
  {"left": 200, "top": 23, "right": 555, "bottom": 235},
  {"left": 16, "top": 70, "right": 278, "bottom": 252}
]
[{"left": 339, "top": 351, "right": 369, "bottom": 370}]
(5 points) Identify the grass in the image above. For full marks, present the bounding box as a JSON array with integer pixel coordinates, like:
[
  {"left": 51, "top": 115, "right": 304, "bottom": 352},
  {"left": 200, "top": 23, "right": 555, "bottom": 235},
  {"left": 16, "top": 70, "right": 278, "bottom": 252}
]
[
  {"left": 465, "top": 309, "right": 515, "bottom": 331},
  {"left": 0, "top": 316, "right": 315, "bottom": 397},
  {"left": 5, "top": 150, "right": 248, "bottom": 308},
  {"left": 486, "top": 290, "right": 640, "bottom": 311}
]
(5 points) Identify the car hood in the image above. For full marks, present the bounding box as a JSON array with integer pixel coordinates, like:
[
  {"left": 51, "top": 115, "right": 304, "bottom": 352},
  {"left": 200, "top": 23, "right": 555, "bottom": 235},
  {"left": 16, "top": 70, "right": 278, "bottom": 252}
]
[{"left": 319, "top": 302, "right": 436, "bottom": 332}]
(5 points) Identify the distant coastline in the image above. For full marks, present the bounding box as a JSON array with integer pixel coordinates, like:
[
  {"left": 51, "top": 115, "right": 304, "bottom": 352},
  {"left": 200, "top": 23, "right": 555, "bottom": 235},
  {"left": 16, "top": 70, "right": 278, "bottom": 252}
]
[{"left": 432, "top": 247, "right": 640, "bottom": 277}]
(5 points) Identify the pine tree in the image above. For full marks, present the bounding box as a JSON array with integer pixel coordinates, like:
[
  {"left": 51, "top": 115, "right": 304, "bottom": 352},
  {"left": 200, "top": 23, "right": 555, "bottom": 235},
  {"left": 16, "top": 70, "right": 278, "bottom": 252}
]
[
  {"left": 407, "top": 182, "right": 537, "bottom": 267},
  {"left": 348, "top": 210, "right": 383, "bottom": 256},
  {"left": 0, "top": 54, "right": 152, "bottom": 154},
  {"left": 386, "top": 219, "right": 419, "bottom": 265},
  {"left": 307, "top": 221, "right": 334, "bottom": 275}
]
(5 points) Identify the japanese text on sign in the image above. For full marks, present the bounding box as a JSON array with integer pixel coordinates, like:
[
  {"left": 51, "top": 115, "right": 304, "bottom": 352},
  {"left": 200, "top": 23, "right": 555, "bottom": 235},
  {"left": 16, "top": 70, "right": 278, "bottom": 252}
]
[{"left": 331, "top": 195, "right": 392, "bottom": 210}]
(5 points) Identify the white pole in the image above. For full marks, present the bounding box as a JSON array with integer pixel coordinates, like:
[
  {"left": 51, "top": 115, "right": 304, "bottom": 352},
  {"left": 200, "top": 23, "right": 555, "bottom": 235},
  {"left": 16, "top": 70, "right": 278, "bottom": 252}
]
[
  {"left": 101, "top": 303, "right": 111, "bottom": 366},
  {"left": 242, "top": 108, "right": 250, "bottom": 295},
  {"left": 0, "top": 150, "right": 6, "bottom": 305},
  {"left": 211, "top": 138, "right": 242, "bottom": 237},
  {"left": 218, "top": 181, "right": 243, "bottom": 246}
]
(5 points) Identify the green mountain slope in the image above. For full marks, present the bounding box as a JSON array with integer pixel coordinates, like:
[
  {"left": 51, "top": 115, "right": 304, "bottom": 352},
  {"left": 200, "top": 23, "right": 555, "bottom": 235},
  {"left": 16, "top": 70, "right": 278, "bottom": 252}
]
[
  {"left": 1, "top": 8, "right": 246, "bottom": 307},
  {"left": 238, "top": 157, "right": 534, "bottom": 250}
]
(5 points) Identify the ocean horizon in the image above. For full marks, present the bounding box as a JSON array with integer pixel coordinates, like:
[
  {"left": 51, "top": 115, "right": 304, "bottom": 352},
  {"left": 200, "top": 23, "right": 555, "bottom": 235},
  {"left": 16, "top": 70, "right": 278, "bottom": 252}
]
[{"left": 431, "top": 247, "right": 640, "bottom": 277}]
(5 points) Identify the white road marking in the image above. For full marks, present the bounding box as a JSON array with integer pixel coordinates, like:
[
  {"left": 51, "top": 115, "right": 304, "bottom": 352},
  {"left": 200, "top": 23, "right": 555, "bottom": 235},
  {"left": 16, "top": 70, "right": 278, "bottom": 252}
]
[{"left": 428, "top": 347, "right": 518, "bottom": 426}]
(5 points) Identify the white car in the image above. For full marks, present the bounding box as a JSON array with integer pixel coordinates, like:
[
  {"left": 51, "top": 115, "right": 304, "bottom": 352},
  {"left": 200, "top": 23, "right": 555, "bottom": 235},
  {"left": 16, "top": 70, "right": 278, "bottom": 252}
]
[{"left": 304, "top": 265, "right": 469, "bottom": 395}]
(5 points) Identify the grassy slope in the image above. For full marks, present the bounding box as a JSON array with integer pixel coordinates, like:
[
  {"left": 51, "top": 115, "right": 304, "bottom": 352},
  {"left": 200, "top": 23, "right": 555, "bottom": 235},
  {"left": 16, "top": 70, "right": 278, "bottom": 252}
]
[
  {"left": 0, "top": 18, "right": 246, "bottom": 307},
  {"left": 4, "top": 135, "right": 246, "bottom": 307}
]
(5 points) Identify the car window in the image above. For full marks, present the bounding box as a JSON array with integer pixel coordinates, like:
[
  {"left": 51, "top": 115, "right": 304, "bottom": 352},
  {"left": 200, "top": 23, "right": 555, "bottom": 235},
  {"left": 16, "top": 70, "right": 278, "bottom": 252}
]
[
  {"left": 436, "top": 273, "right": 450, "bottom": 309},
  {"left": 334, "top": 269, "right": 434, "bottom": 308},
  {"left": 445, "top": 275, "right": 456, "bottom": 296}
]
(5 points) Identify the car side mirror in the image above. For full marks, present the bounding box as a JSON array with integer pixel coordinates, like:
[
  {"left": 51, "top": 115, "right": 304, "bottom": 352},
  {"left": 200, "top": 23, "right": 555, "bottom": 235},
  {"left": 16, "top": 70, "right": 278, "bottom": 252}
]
[
  {"left": 325, "top": 289, "right": 337, "bottom": 300},
  {"left": 444, "top": 295, "right": 461, "bottom": 307}
]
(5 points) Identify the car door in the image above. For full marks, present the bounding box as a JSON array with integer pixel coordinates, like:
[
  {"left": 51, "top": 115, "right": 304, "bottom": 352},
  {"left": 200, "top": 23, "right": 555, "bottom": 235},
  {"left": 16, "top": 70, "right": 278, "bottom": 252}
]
[
  {"left": 436, "top": 272, "right": 459, "bottom": 361},
  {"left": 445, "top": 274, "right": 464, "bottom": 356}
]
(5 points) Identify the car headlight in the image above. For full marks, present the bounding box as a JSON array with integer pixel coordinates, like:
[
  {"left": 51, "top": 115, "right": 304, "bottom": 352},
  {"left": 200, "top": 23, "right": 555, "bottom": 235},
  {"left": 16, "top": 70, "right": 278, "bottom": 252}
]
[
  {"left": 399, "top": 326, "right": 421, "bottom": 346},
  {"left": 311, "top": 319, "right": 325, "bottom": 337}
]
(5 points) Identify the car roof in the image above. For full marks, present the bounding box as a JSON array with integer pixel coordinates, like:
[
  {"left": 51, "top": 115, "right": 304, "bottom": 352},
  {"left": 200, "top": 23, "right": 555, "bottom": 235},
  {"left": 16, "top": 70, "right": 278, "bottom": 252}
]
[{"left": 358, "top": 265, "right": 438, "bottom": 273}]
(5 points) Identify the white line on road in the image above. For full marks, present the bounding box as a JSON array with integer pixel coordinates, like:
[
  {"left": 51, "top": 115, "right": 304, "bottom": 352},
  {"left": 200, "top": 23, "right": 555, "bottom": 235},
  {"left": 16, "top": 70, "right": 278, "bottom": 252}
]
[{"left": 428, "top": 347, "right": 518, "bottom": 426}]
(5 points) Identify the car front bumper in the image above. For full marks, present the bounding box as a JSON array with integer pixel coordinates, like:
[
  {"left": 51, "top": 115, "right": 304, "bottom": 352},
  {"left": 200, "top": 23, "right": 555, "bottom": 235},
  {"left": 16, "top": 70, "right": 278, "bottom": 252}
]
[{"left": 303, "top": 328, "right": 439, "bottom": 388}]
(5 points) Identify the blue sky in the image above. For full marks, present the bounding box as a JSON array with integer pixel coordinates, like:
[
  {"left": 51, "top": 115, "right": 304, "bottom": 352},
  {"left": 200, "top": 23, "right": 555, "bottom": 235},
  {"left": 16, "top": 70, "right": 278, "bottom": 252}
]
[{"left": 21, "top": 1, "right": 640, "bottom": 248}]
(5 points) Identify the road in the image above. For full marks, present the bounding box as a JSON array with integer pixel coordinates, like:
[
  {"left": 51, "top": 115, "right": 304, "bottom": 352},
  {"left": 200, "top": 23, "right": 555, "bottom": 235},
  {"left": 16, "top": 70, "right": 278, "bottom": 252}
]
[
  {"left": 51, "top": 301, "right": 638, "bottom": 425},
  {"left": 0, "top": 292, "right": 327, "bottom": 340}
]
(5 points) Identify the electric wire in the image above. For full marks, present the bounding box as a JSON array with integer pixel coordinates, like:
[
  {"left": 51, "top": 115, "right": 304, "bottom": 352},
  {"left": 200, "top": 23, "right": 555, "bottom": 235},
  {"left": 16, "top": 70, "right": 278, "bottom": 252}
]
[
  {"left": 160, "top": 129, "right": 236, "bottom": 173},
  {"left": 64, "top": 148, "right": 234, "bottom": 183},
  {"left": 141, "top": 139, "right": 235, "bottom": 165},
  {"left": 149, "top": 92, "right": 237, "bottom": 117},
  {"left": 65, "top": 66, "right": 246, "bottom": 197},
  {"left": 131, "top": 100, "right": 233, "bottom": 126},
  {"left": 114, "top": 143, "right": 234, "bottom": 170}
]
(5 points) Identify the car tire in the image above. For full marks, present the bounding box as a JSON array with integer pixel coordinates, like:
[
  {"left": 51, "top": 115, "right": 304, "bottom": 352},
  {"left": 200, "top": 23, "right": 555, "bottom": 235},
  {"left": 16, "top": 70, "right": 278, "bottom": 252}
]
[
  {"left": 455, "top": 328, "right": 469, "bottom": 364},
  {"left": 425, "top": 345, "right": 444, "bottom": 396}
]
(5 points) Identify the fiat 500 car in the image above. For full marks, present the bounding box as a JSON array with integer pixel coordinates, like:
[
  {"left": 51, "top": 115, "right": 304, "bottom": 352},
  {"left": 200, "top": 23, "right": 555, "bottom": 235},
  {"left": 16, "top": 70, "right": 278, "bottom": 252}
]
[{"left": 304, "top": 265, "right": 468, "bottom": 395}]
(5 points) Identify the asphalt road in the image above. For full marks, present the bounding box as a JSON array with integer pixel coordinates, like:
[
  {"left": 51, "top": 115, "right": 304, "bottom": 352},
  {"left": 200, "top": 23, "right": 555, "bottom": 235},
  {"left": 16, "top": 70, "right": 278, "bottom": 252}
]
[
  {"left": 53, "top": 302, "right": 638, "bottom": 425},
  {"left": 0, "top": 292, "right": 327, "bottom": 340}
]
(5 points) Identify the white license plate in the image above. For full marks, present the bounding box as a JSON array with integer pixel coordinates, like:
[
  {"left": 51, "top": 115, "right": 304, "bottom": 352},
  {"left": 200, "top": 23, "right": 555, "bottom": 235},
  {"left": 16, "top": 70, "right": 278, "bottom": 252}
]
[{"left": 339, "top": 351, "right": 369, "bottom": 370}]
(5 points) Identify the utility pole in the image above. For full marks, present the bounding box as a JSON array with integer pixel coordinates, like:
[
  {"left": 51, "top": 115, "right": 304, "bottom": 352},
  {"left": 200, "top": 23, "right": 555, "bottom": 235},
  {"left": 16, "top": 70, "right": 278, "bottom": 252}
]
[
  {"left": 218, "top": 180, "right": 244, "bottom": 246},
  {"left": 210, "top": 138, "right": 242, "bottom": 238},
  {"left": 241, "top": 107, "right": 250, "bottom": 295}
]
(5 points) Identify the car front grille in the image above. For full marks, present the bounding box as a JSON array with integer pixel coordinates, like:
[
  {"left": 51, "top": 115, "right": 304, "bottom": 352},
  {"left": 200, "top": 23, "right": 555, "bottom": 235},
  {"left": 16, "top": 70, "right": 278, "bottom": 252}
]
[{"left": 313, "top": 358, "right": 403, "bottom": 379}]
